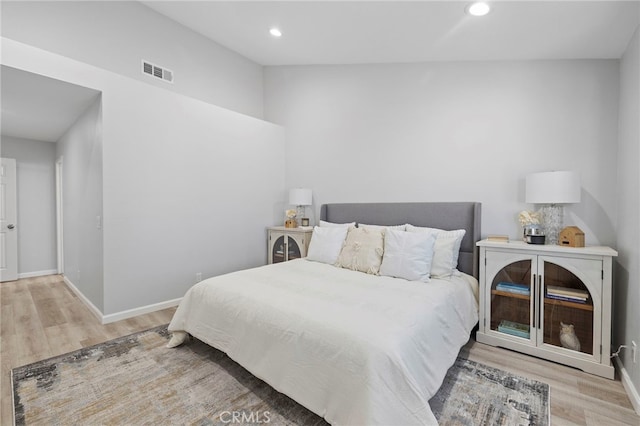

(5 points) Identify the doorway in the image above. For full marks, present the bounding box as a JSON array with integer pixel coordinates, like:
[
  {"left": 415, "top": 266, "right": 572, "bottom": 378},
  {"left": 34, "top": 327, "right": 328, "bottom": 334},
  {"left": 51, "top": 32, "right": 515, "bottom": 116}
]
[{"left": 1, "top": 65, "right": 101, "bottom": 280}]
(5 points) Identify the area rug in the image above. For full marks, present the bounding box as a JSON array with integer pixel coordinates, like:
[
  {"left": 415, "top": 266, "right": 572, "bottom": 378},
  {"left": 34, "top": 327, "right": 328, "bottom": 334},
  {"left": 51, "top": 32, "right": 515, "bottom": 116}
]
[{"left": 12, "top": 325, "right": 549, "bottom": 425}]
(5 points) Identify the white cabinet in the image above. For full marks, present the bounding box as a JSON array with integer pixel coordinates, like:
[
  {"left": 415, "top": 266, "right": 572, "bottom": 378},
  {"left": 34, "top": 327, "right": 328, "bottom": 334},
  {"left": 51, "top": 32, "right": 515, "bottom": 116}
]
[
  {"left": 476, "top": 240, "right": 617, "bottom": 379},
  {"left": 267, "top": 226, "right": 313, "bottom": 264}
]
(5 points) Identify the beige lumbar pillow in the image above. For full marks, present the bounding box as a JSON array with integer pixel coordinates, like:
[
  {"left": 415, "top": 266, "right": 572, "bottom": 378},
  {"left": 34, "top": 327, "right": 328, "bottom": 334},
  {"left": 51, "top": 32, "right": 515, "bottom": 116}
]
[{"left": 336, "top": 227, "right": 385, "bottom": 274}]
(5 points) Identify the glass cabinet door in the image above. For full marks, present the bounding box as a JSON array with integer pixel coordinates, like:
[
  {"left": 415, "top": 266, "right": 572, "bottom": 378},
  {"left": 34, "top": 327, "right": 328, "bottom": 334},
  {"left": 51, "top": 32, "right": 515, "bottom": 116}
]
[
  {"left": 286, "top": 236, "right": 302, "bottom": 260},
  {"left": 489, "top": 258, "right": 533, "bottom": 342},
  {"left": 540, "top": 259, "right": 595, "bottom": 356},
  {"left": 271, "top": 236, "right": 286, "bottom": 263},
  {"left": 271, "top": 235, "right": 302, "bottom": 263}
]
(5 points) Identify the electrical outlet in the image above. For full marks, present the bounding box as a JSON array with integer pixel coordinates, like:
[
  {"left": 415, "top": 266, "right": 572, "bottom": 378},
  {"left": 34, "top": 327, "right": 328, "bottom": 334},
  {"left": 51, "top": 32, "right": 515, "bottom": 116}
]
[
  {"left": 633, "top": 341, "right": 637, "bottom": 364},
  {"left": 196, "top": 272, "right": 202, "bottom": 283}
]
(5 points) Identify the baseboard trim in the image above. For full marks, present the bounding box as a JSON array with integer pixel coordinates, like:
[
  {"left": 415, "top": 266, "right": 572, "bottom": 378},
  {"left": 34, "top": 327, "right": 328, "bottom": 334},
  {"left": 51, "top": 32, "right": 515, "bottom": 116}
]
[
  {"left": 102, "top": 298, "right": 181, "bottom": 324},
  {"left": 614, "top": 356, "right": 640, "bottom": 415},
  {"left": 18, "top": 269, "right": 58, "bottom": 279},
  {"left": 62, "top": 275, "right": 181, "bottom": 325},
  {"left": 62, "top": 275, "right": 103, "bottom": 323}
]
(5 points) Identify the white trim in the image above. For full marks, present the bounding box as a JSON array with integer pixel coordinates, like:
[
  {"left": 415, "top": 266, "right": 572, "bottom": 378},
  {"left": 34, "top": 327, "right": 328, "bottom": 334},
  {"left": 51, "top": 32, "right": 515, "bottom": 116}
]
[
  {"left": 62, "top": 275, "right": 103, "bottom": 322},
  {"left": 55, "top": 156, "right": 64, "bottom": 274},
  {"left": 102, "top": 297, "right": 181, "bottom": 324},
  {"left": 17, "top": 269, "right": 59, "bottom": 279},
  {"left": 615, "top": 356, "right": 640, "bottom": 415},
  {"left": 62, "top": 275, "right": 181, "bottom": 325}
]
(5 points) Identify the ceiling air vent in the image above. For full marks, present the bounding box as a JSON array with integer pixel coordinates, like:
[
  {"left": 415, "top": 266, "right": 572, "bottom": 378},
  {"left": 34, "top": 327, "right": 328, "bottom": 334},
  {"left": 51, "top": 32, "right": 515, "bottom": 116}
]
[{"left": 142, "top": 60, "right": 174, "bottom": 84}]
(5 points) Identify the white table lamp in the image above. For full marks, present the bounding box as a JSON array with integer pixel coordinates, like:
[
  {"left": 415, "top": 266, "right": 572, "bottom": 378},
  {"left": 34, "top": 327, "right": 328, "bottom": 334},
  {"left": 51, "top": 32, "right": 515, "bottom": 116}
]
[
  {"left": 526, "top": 171, "right": 581, "bottom": 245},
  {"left": 289, "top": 188, "right": 312, "bottom": 225}
]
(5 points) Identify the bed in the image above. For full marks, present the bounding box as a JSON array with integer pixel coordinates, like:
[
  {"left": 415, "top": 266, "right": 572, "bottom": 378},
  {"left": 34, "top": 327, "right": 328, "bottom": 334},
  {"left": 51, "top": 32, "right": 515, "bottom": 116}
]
[{"left": 168, "top": 202, "right": 481, "bottom": 425}]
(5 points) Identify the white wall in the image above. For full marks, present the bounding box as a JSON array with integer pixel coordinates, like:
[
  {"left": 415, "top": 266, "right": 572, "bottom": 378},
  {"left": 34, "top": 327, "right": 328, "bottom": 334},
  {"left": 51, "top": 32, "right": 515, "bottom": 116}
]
[
  {"left": 56, "top": 98, "right": 105, "bottom": 311},
  {"left": 2, "top": 38, "right": 286, "bottom": 317},
  {"left": 264, "top": 60, "right": 620, "bottom": 245},
  {"left": 615, "top": 25, "right": 640, "bottom": 409},
  {"left": 101, "top": 75, "right": 286, "bottom": 315},
  {"left": 1, "top": 1, "right": 264, "bottom": 119},
  {"left": 0, "top": 136, "right": 57, "bottom": 277}
]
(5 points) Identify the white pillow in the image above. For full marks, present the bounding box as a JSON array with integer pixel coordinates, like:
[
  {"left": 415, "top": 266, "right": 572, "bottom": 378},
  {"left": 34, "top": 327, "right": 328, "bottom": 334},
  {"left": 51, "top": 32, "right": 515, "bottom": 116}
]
[
  {"left": 379, "top": 229, "right": 436, "bottom": 282},
  {"left": 358, "top": 223, "right": 406, "bottom": 231},
  {"left": 306, "top": 226, "right": 349, "bottom": 265},
  {"left": 336, "top": 227, "right": 385, "bottom": 274},
  {"left": 406, "top": 224, "right": 466, "bottom": 278},
  {"left": 319, "top": 220, "right": 356, "bottom": 228}
]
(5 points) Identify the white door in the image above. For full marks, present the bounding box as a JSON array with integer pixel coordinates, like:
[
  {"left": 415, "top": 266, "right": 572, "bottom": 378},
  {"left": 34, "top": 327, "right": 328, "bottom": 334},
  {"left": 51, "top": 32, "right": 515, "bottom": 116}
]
[{"left": 1, "top": 158, "right": 18, "bottom": 282}]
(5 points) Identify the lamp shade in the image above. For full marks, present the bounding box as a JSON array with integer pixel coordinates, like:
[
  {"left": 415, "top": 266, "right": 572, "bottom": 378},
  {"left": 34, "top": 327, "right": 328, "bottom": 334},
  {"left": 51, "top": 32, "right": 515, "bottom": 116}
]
[
  {"left": 289, "top": 188, "right": 312, "bottom": 206},
  {"left": 525, "top": 171, "right": 581, "bottom": 204}
]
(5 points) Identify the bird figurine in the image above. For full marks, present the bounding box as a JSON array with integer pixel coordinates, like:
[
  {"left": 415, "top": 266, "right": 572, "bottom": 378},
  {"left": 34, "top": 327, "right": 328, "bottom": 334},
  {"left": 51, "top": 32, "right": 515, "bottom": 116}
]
[{"left": 559, "top": 322, "right": 581, "bottom": 351}]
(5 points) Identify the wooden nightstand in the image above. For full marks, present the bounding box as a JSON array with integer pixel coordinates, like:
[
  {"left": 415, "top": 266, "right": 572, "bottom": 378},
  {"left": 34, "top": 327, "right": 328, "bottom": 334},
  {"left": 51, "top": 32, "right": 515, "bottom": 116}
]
[
  {"left": 476, "top": 239, "right": 617, "bottom": 378},
  {"left": 267, "top": 226, "right": 313, "bottom": 264}
]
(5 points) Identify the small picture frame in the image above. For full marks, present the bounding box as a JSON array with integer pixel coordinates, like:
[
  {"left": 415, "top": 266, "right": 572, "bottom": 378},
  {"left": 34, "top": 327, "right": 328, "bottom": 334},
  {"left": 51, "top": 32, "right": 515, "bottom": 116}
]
[{"left": 301, "top": 218, "right": 310, "bottom": 227}]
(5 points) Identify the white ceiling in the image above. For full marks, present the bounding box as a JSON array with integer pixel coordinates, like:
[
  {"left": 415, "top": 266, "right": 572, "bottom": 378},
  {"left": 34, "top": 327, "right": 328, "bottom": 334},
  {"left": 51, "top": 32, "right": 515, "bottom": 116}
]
[
  {"left": 144, "top": 1, "right": 640, "bottom": 66},
  {"left": 2, "top": 2, "right": 638, "bottom": 144},
  {"left": 1, "top": 66, "right": 101, "bottom": 143}
]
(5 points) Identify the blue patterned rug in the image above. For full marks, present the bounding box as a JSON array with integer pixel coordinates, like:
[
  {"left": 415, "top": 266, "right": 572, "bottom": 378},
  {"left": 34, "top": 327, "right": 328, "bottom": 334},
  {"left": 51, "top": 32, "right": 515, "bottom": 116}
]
[{"left": 12, "top": 325, "right": 549, "bottom": 425}]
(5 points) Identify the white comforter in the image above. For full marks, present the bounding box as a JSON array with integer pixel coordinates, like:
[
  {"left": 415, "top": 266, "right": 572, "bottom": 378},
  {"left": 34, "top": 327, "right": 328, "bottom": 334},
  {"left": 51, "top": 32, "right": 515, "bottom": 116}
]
[{"left": 168, "top": 259, "right": 478, "bottom": 425}]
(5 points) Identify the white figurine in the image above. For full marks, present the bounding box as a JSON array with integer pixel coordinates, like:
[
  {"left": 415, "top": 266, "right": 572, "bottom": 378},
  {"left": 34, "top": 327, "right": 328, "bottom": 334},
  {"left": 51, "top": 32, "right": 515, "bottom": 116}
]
[{"left": 559, "top": 322, "right": 581, "bottom": 351}]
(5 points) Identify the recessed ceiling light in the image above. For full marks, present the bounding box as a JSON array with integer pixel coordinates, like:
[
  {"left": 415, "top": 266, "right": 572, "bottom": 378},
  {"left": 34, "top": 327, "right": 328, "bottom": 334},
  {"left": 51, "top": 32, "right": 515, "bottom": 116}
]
[
  {"left": 467, "top": 2, "right": 491, "bottom": 17},
  {"left": 269, "top": 28, "right": 282, "bottom": 37}
]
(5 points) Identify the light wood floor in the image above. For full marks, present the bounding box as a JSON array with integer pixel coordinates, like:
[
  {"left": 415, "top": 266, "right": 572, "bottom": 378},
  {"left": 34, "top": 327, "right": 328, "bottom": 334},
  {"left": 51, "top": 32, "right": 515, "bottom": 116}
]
[
  {"left": 0, "top": 275, "right": 176, "bottom": 426},
  {"left": 1, "top": 275, "right": 639, "bottom": 425}
]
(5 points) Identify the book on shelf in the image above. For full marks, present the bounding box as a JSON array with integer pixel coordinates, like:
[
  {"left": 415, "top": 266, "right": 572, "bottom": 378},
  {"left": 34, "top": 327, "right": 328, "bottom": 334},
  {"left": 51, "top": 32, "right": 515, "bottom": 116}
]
[
  {"left": 495, "top": 282, "right": 530, "bottom": 295},
  {"left": 497, "top": 281, "right": 529, "bottom": 289},
  {"left": 546, "top": 294, "right": 588, "bottom": 304},
  {"left": 497, "top": 320, "right": 530, "bottom": 339},
  {"left": 547, "top": 285, "right": 589, "bottom": 299},
  {"left": 496, "top": 287, "right": 530, "bottom": 296},
  {"left": 547, "top": 290, "right": 587, "bottom": 302},
  {"left": 487, "top": 235, "right": 509, "bottom": 242},
  {"left": 546, "top": 290, "right": 587, "bottom": 300}
]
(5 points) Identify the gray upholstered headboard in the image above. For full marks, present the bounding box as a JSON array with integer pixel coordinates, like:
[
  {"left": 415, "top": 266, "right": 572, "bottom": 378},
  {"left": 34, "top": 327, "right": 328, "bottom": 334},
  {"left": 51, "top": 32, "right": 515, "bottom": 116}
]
[{"left": 320, "top": 202, "right": 481, "bottom": 278}]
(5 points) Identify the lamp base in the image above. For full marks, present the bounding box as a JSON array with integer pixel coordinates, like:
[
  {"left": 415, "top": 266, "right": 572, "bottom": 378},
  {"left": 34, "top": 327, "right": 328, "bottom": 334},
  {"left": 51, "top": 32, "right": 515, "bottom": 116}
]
[
  {"left": 542, "top": 205, "right": 563, "bottom": 245},
  {"left": 296, "top": 205, "right": 306, "bottom": 226}
]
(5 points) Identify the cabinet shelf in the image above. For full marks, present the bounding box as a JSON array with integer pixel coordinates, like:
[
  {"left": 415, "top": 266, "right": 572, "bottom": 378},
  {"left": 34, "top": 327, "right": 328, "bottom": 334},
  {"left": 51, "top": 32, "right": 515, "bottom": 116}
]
[
  {"left": 491, "top": 289, "right": 530, "bottom": 300},
  {"left": 544, "top": 297, "right": 593, "bottom": 311},
  {"left": 491, "top": 290, "right": 594, "bottom": 311}
]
